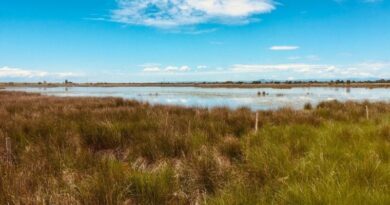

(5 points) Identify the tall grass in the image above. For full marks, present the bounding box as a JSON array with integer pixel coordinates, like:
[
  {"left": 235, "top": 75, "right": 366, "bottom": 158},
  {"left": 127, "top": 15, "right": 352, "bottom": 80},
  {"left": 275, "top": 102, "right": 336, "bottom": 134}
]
[{"left": 0, "top": 91, "right": 389, "bottom": 204}]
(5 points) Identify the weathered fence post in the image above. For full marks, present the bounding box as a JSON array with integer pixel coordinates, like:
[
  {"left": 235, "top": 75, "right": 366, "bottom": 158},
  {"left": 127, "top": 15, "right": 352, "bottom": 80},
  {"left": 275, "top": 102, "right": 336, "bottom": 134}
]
[
  {"left": 255, "top": 112, "right": 259, "bottom": 133},
  {"left": 165, "top": 111, "right": 169, "bottom": 137},
  {"left": 165, "top": 112, "right": 169, "bottom": 127},
  {"left": 365, "top": 105, "right": 369, "bottom": 120},
  {"left": 5, "top": 137, "right": 12, "bottom": 166}
]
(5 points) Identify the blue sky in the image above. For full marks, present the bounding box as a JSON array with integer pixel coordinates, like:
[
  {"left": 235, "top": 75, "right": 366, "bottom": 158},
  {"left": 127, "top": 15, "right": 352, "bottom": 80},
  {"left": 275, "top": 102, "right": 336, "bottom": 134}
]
[{"left": 1, "top": 0, "right": 389, "bottom": 82}]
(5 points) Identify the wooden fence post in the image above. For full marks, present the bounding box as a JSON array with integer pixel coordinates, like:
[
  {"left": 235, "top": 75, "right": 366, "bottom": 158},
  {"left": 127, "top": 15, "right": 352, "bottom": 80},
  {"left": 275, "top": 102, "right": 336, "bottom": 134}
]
[
  {"left": 255, "top": 112, "right": 259, "bottom": 133},
  {"left": 164, "top": 111, "right": 169, "bottom": 137},
  {"left": 5, "top": 137, "right": 12, "bottom": 166},
  {"left": 365, "top": 105, "right": 369, "bottom": 120}
]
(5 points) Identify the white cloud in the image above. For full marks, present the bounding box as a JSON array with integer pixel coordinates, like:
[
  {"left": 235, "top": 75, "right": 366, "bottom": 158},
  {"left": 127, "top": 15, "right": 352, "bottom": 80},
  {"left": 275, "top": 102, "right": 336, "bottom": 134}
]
[
  {"left": 142, "top": 65, "right": 192, "bottom": 73},
  {"left": 165, "top": 65, "right": 191, "bottom": 72},
  {"left": 139, "top": 61, "right": 390, "bottom": 79},
  {"left": 229, "top": 62, "right": 390, "bottom": 78},
  {"left": 270, "top": 46, "right": 300, "bottom": 51},
  {"left": 111, "top": 0, "right": 276, "bottom": 27},
  {"left": 356, "top": 62, "right": 390, "bottom": 69},
  {"left": 143, "top": 67, "right": 162, "bottom": 72},
  {"left": 166, "top": 27, "right": 219, "bottom": 35},
  {"left": 0, "top": 66, "right": 80, "bottom": 79},
  {"left": 231, "top": 64, "right": 328, "bottom": 73},
  {"left": 0, "top": 67, "right": 48, "bottom": 78},
  {"left": 288, "top": 56, "right": 301, "bottom": 60}
]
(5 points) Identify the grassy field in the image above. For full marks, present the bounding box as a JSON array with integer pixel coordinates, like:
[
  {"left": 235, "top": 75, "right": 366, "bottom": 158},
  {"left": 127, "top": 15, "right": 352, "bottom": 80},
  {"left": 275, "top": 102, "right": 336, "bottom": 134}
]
[{"left": 0, "top": 91, "right": 389, "bottom": 204}]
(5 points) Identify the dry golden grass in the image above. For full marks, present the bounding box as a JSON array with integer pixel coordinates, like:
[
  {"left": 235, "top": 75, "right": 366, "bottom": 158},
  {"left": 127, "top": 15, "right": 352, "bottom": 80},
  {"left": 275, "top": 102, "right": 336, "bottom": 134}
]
[{"left": 0, "top": 91, "right": 389, "bottom": 204}]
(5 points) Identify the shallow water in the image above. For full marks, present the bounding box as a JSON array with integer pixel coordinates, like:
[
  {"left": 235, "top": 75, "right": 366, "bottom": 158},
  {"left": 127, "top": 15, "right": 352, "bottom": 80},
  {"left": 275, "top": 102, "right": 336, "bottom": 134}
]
[{"left": 6, "top": 86, "right": 390, "bottom": 110}]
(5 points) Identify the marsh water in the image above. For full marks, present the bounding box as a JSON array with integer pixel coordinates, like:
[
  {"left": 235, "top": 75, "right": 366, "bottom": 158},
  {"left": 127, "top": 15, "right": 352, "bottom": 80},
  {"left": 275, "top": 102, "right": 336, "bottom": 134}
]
[{"left": 6, "top": 86, "right": 390, "bottom": 110}]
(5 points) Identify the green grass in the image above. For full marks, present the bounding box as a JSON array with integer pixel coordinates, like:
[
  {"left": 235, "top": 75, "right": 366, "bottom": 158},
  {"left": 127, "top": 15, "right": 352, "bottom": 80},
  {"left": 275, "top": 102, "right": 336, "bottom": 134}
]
[{"left": 0, "top": 91, "right": 389, "bottom": 204}]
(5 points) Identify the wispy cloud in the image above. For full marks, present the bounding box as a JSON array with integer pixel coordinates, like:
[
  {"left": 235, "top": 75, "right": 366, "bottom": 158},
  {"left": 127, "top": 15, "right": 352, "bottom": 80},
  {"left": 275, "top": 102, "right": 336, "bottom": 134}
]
[
  {"left": 269, "top": 46, "right": 300, "bottom": 51},
  {"left": 111, "top": 0, "right": 276, "bottom": 28},
  {"left": 197, "top": 65, "right": 208, "bottom": 69},
  {"left": 143, "top": 67, "right": 162, "bottom": 72},
  {"left": 230, "top": 64, "right": 329, "bottom": 73},
  {"left": 0, "top": 66, "right": 81, "bottom": 79},
  {"left": 138, "top": 62, "right": 390, "bottom": 80},
  {"left": 355, "top": 62, "right": 390, "bottom": 69},
  {"left": 287, "top": 56, "right": 301, "bottom": 60},
  {"left": 142, "top": 65, "right": 192, "bottom": 73},
  {"left": 165, "top": 66, "right": 191, "bottom": 72},
  {"left": 165, "top": 27, "right": 219, "bottom": 35},
  {"left": 229, "top": 62, "right": 389, "bottom": 78}
]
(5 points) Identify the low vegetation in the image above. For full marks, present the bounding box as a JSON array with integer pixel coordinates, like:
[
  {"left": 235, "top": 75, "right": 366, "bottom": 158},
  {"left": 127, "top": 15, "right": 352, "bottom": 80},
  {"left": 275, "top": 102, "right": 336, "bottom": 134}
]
[
  {"left": 0, "top": 91, "right": 389, "bottom": 204},
  {"left": 1, "top": 80, "right": 390, "bottom": 89}
]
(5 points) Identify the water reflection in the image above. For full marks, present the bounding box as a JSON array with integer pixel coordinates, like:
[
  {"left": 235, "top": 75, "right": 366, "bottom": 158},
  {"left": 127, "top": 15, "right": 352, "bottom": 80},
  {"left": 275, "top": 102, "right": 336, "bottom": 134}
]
[{"left": 5, "top": 86, "right": 390, "bottom": 110}]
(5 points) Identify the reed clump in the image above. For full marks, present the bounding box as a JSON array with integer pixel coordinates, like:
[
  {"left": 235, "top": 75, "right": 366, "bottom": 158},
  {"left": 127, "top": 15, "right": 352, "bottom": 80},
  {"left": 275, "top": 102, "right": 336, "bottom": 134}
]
[{"left": 0, "top": 91, "right": 389, "bottom": 204}]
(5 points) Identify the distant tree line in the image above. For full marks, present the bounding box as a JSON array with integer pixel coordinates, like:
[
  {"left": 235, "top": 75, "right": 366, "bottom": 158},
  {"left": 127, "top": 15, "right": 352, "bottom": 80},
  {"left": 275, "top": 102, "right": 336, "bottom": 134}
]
[
  {"left": 193, "top": 79, "right": 390, "bottom": 85},
  {"left": 3, "top": 79, "right": 390, "bottom": 86}
]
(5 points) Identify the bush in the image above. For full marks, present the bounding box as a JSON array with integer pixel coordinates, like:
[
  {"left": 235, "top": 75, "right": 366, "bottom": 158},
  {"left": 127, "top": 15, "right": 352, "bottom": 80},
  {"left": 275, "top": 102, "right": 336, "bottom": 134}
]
[{"left": 304, "top": 102, "right": 313, "bottom": 110}]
